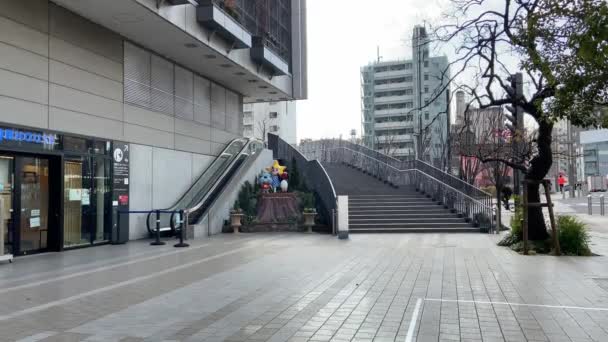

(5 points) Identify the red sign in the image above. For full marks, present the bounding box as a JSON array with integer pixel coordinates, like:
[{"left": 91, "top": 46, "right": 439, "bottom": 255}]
[{"left": 118, "top": 195, "right": 129, "bottom": 205}]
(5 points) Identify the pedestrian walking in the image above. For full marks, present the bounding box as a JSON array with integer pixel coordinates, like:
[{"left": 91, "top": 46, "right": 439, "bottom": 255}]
[
  {"left": 502, "top": 186, "right": 513, "bottom": 210},
  {"left": 558, "top": 175, "right": 566, "bottom": 193}
]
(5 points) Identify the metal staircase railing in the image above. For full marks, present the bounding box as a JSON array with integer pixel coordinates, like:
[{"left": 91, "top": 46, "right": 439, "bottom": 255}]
[
  {"left": 268, "top": 134, "right": 337, "bottom": 234},
  {"left": 300, "top": 142, "right": 496, "bottom": 233}
]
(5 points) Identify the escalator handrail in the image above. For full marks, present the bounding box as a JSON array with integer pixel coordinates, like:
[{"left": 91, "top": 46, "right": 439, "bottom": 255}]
[
  {"left": 163, "top": 137, "right": 250, "bottom": 211},
  {"left": 186, "top": 139, "right": 263, "bottom": 222}
]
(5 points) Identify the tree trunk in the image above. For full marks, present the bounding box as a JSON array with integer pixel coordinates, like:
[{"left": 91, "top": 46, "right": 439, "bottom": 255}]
[{"left": 525, "top": 119, "right": 553, "bottom": 241}]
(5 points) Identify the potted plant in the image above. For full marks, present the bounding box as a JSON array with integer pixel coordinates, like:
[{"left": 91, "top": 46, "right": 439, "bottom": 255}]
[
  {"left": 303, "top": 207, "right": 317, "bottom": 233},
  {"left": 230, "top": 202, "right": 243, "bottom": 233}
]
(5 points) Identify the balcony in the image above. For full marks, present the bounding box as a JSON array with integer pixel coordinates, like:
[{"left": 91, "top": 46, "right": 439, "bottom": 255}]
[
  {"left": 374, "top": 70, "right": 410, "bottom": 79},
  {"left": 196, "top": 0, "right": 252, "bottom": 49},
  {"left": 374, "top": 82, "right": 410, "bottom": 91},
  {"left": 374, "top": 121, "right": 412, "bottom": 129},
  {"left": 376, "top": 134, "right": 414, "bottom": 143},
  {"left": 251, "top": 37, "right": 290, "bottom": 76},
  {"left": 374, "top": 109, "right": 410, "bottom": 116},
  {"left": 393, "top": 148, "right": 415, "bottom": 156},
  {"left": 374, "top": 95, "right": 412, "bottom": 104}
]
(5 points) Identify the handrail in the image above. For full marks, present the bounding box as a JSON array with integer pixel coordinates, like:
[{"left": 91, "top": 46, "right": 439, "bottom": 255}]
[
  {"left": 300, "top": 139, "right": 492, "bottom": 198},
  {"left": 188, "top": 139, "right": 263, "bottom": 217},
  {"left": 321, "top": 146, "right": 492, "bottom": 209},
  {"left": 269, "top": 133, "right": 337, "bottom": 233},
  {"left": 147, "top": 138, "right": 263, "bottom": 233},
  {"left": 314, "top": 145, "right": 496, "bottom": 232}
]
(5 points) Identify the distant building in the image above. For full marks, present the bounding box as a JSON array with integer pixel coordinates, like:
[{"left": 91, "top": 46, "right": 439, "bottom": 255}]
[
  {"left": 243, "top": 101, "right": 297, "bottom": 145},
  {"left": 580, "top": 129, "right": 608, "bottom": 178},
  {"left": 361, "top": 25, "right": 450, "bottom": 167},
  {"left": 455, "top": 90, "right": 466, "bottom": 127}
]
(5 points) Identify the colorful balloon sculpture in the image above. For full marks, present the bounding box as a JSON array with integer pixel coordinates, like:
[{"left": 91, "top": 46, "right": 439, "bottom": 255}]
[
  {"left": 263, "top": 160, "right": 289, "bottom": 193},
  {"left": 258, "top": 172, "right": 273, "bottom": 193}
]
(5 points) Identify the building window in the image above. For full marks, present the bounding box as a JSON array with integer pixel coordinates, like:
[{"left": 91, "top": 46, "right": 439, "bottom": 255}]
[
  {"left": 424, "top": 87, "right": 429, "bottom": 93},
  {"left": 269, "top": 112, "right": 278, "bottom": 118},
  {"left": 405, "top": 88, "right": 413, "bottom": 95},
  {"left": 424, "top": 61, "right": 429, "bottom": 68},
  {"left": 425, "top": 112, "right": 429, "bottom": 120},
  {"left": 244, "top": 111, "right": 253, "bottom": 119},
  {"left": 270, "top": 125, "right": 279, "bottom": 132},
  {"left": 405, "top": 63, "right": 412, "bottom": 69},
  {"left": 424, "top": 74, "right": 429, "bottom": 81}
]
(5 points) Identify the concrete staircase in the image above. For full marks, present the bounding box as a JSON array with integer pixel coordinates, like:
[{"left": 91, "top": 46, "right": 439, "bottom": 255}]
[{"left": 323, "top": 163, "right": 479, "bottom": 233}]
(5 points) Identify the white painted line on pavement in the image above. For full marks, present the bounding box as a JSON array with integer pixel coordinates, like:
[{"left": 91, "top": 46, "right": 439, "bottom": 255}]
[
  {"left": 0, "top": 243, "right": 262, "bottom": 322},
  {"left": 0, "top": 243, "right": 210, "bottom": 294},
  {"left": 405, "top": 298, "right": 422, "bottom": 342},
  {"left": 424, "top": 298, "right": 608, "bottom": 311},
  {"left": 14, "top": 331, "right": 57, "bottom": 342},
  {"left": 0, "top": 235, "right": 269, "bottom": 294}
]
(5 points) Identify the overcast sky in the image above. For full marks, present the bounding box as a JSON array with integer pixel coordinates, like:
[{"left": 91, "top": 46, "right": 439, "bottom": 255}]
[{"left": 296, "top": 0, "right": 448, "bottom": 142}]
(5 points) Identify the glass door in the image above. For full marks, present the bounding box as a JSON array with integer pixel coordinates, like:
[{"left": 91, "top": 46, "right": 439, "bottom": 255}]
[
  {"left": 63, "top": 156, "right": 111, "bottom": 247},
  {"left": 18, "top": 157, "right": 49, "bottom": 253},
  {"left": 63, "top": 157, "right": 87, "bottom": 247},
  {"left": 0, "top": 156, "right": 14, "bottom": 255},
  {"left": 92, "top": 156, "right": 111, "bottom": 243}
]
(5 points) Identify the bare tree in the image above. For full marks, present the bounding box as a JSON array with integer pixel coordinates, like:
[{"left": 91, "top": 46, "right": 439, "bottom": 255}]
[
  {"left": 432, "top": 0, "right": 608, "bottom": 240},
  {"left": 256, "top": 117, "right": 269, "bottom": 145}
]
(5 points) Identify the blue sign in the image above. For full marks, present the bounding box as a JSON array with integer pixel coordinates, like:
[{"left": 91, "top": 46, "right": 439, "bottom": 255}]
[{"left": 0, "top": 128, "right": 55, "bottom": 145}]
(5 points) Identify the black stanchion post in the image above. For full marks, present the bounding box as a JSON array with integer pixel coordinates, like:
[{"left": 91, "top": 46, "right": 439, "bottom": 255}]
[
  {"left": 174, "top": 209, "right": 189, "bottom": 248},
  {"left": 151, "top": 209, "right": 165, "bottom": 245}
]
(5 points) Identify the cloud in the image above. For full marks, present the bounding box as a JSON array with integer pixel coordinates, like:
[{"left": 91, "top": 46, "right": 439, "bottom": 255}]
[{"left": 297, "top": 0, "right": 450, "bottom": 141}]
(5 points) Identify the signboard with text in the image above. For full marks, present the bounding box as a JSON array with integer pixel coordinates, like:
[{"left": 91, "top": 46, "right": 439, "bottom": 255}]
[{"left": 112, "top": 141, "right": 130, "bottom": 242}]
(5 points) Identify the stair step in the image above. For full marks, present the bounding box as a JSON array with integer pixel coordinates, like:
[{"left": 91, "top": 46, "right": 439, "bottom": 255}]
[
  {"left": 350, "top": 222, "right": 472, "bottom": 228},
  {"left": 349, "top": 213, "right": 457, "bottom": 217},
  {"left": 349, "top": 227, "right": 480, "bottom": 233},
  {"left": 349, "top": 204, "right": 443, "bottom": 209}
]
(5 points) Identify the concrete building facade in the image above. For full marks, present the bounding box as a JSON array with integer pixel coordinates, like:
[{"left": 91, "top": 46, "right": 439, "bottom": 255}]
[
  {"left": 361, "top": 25, "right": 449, "bottom": 165},
  {"left": 580, "top": 129, "right": 608, "bottom": 179},
  {"left": 243, "top": 101, "right": 297, "bottom": 145},
  {"left": 0, "top": 0, "right": 307, "bottom": 255}
]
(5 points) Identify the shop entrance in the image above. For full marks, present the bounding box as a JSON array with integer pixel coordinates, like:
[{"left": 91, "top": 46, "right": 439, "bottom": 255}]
[{"left": 0, "top": 154, "right": 61, "bottom": 255}]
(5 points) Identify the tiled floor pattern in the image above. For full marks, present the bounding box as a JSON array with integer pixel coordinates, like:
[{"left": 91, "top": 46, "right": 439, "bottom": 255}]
[{"left": 0, "top": 233, "right": 607, "bottom": 342}]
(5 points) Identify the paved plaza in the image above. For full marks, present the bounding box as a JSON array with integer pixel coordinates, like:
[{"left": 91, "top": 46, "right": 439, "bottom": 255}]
[{"left": 0, "top": 233, "right": 607, "bottom": 342}]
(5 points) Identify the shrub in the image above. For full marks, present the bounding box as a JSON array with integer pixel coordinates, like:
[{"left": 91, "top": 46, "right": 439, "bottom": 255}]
[
  {"left": 509, "top": 195, "right": 523, "bottom": 239},
  {"left": 558, "top": 216, "right": 591, "bottom": 256},
  {"left": 498, "top": 195, "right": 523, "bottom": 246}
]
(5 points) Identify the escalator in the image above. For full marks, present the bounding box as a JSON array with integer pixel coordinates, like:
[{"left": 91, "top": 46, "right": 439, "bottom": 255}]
[{"left": 146, "top": 138, "right": 264, "bottom": 235}]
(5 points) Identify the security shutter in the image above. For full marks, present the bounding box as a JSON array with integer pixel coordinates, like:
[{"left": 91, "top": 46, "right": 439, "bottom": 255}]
[
  {"left": 175, "top": 66, "right": 194, "bottom": 120},
  {"left": 194, "top": 75, "right": 211, "bottom": 125},
  {"left": 211, "top": 83, "right": 226, "bottom": 130},
  {"left": 225, "top": 90, "right": 239, "bottom": 134},
  {"left": 124, "top": 42, "right": 151, "bottom": 108},
  {"left": 151, "top": 55, "right": 174, "bottom": 115}
]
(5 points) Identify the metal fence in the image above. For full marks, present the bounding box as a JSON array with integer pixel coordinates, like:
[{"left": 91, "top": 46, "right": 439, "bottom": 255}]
[
  {"left": 268, "top": 134, "right": 337, "bottom": 233},
  {"left": 300, "top": 139, "right": 492, "bottom": 204},
  {"left": 308, "top": 146, "right": 496, "bottom": 233}
]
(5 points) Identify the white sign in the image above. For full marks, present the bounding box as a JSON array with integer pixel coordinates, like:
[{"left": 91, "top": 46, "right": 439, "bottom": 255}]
[
  {"left": 81, "top": 189, "right": 90, "bottom": 205},
  {"left": 31, "top": 209, "right": 40, "bottom": 216},
  {"left": 124, "top": 178, "right": 129, "bottom": 185},
  {"left": 69, "top": 189, "right": 82, "bottom": 201},
  {"left": 29, "top": 217, "right": 40, "bottom": 228}
]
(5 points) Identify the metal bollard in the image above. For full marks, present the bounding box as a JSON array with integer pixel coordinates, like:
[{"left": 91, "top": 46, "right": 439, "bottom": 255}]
[
  {"left": 174, "top": 210, "right": 189, "bottom": 248},
  {"left": 601, "top": 195, "right": 605, "bottom": 216},
  {"left": 588, "top": 195, "right": 593, "bottom": 215},
  {"left": 151, "top": 210, "right": 166, "bottom": 245}
]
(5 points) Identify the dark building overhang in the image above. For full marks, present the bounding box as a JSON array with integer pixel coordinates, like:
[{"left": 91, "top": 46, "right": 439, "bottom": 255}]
[
  {"left": 196, "top": 0, "right": 252, "bottom": 49},
  {"left": 251, "top": 37, "right": 290, "bottom": 76}
]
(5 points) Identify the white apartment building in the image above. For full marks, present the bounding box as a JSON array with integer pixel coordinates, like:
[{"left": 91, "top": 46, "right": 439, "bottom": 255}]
[
  {"left": 243, "top": 101, "right": 297, "bottom": 145},
  {"left": 361, "top": 25, "right": 450, "bottom": 165}
]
